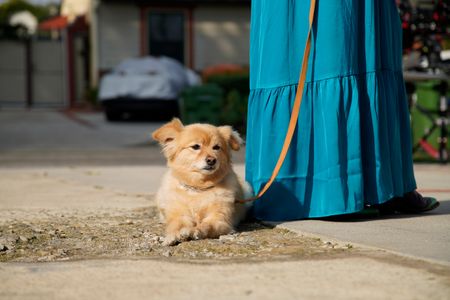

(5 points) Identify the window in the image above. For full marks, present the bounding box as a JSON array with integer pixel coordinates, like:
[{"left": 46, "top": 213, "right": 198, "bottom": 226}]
[{"left": 148, "top": 11, "right": 185, "bottom": 64}]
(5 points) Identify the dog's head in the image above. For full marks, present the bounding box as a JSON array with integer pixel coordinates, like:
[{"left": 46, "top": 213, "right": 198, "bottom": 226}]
[{"left": 152, "top": 118, "right": 242, "bottom": 186}]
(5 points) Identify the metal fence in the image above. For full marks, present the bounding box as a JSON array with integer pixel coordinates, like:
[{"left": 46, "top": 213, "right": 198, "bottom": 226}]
[{"left": 0, "top": 39, "right": 67, "bottom": 108}]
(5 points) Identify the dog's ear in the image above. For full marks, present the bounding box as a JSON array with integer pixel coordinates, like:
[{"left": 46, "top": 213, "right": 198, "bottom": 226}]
[
  {"left": 152, "top": 118, "right": 184, "bottom": 157},
  {"left": 218, "top": 126, "right": 243, "bottom": 151}
]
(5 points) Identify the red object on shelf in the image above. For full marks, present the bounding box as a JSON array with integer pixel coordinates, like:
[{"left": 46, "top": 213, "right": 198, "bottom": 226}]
[
  {"left": 202, "top": 64, "right": 248, "bottom": 81},
  {"left": 419, "top": 140, "right": 440, "bottom": 159}
]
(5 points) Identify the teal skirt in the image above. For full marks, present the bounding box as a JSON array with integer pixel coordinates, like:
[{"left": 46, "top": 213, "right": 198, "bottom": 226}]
[{"left": 245, "top": 0, "right": 417, "bottom": 221}]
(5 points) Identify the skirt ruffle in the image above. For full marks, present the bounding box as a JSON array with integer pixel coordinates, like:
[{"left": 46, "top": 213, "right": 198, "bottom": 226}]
[{"left": 245, "top": 69, "right": 417, "bottom": 221}]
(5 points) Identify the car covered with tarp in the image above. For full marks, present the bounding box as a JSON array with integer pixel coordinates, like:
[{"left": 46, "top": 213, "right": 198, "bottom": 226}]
[{"left": 99, "top": 56, "right": 200, "bottom": 121}]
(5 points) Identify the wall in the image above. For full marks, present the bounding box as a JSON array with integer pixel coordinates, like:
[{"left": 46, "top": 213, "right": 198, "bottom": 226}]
[
  {"left": 97, "top": 2, "right": 140, "bottom": 72},
  {"left": 61, "top": 0, "right": 90, "bottom": 22},
  {"left": 95, "top": 3, "right": 250, "bottom": 72},
  {"left": 193, "top": 6, "right": 250, "bottom": 70}
]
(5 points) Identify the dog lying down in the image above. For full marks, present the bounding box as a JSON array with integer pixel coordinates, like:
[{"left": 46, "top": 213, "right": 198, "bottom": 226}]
[{"left": 152, "top": 118, "right": 252, "bottom": 246}]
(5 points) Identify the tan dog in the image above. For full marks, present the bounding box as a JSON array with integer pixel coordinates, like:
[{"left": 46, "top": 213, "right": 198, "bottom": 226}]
[{"left": 152, "top": 118, "right": 251, "bottom": 246}]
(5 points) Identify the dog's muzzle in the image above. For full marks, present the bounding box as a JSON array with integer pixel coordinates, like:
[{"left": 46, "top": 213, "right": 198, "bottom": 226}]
[
  {"left": 206, "top": 156, "right": 217, "bottom": 166},
  {"left": 202, "top": 156, "right": 217, "bottom": 171}
]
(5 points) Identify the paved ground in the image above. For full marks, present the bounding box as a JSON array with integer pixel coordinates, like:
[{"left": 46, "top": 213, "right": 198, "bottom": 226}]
[
  {"left": 0, "top": 110, "right": 245, "bottom": 166},
  {"left": 2, "top": 258, "right": 449, "bottom": 300},
  {"left": 280, "top": 164, "right": 450, "bottom": 264},
  {"left": 0, "top": 110, "right": 449, "bottom": 299},
  {"left": 1, "top": 165, "right": 449, "bottom": 300}
]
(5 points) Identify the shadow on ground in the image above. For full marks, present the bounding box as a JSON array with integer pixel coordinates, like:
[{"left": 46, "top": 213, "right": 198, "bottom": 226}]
[{"left": 317, "top": 199, "right": 449, "bottom": 223}]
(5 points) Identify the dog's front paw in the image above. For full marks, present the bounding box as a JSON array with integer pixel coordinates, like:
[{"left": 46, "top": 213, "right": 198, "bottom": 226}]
[
  {"left": 162, "top": 235, "right": 179, "bottom": 246},
  {"left": 163, "top": 226, "right": 196, "bottom": 246},
  {"left": 198, "top": 220, "right": 233, "bottom": 239},
  {"left": 192, "top": 228, "right": 202, "bottom": 240},
  {"left": 179, "top": 227, "right": 194, "bottom": 240}
]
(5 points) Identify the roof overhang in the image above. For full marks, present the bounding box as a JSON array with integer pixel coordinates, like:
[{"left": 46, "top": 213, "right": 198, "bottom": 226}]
[
  {"left": 38, "top": 16, "right": 68, "bottom": 30},
  {"left": 101, "top": 0, "right": 250, "bottom": 5}
]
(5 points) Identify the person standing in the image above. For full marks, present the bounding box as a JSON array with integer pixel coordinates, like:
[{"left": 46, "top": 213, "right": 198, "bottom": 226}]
[{"left": 245, "top": 0, "right": 439, "bottom": 221}]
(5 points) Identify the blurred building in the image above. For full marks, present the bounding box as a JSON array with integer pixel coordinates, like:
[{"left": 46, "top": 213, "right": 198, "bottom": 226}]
[
  {"left": 89, "top": 0, "right": 251, "bottom": 86},
  {"left": 61, "top": 0, "right": 90, "bottom": 22},
  {"left": 0, "top": 0, "right": 250, "bottom": 108},
  {"left": 0, "top": 0, "right": 90, "bottom": 108},
  {"left": 36, "top": 0, "right": 90, "bottom": 108}
]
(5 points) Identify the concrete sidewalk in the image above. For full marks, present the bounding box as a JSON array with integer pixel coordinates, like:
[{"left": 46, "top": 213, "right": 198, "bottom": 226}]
[
  {"left": 1, "top": 110, "right": 449, "bottom": 299},
  {"left": 2, "top": 258, "right": 448, "bottom": 300},
  {"left": 1, "top": 164, "right": 449, "bottom": 300},
  {"left": 278, "top": 164, "right": 450, "bottom": 264},
  {"left": 0, "top": 110, "right": 246, "bottom": 166},
  {"left": 1, "top": 163, "right": 448, "bottom": 264}
]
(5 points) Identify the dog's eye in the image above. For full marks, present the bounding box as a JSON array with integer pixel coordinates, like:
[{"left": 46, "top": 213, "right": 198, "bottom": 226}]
[
  {"left": 212, "top": 145, "right": 221, "bottom": 151},
  {"left": 191, "top": 144, "right": 201, "bottom": 150}
]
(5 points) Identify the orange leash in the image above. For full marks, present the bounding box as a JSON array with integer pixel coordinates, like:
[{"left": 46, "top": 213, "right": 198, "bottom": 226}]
[{"left": 237, "top": 0, "right": 317, "bottom": 204}]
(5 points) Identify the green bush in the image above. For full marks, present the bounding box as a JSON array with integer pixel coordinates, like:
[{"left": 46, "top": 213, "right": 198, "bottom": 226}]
[
  {"left": 85, "top": 86, "right": 99, "bottom": 107},
  {"left": 179, "top": 84, "right": 224, "bottom": 125},
  {"left": 206, "top": 74, "right": 249, "bottom": 134},
  {"left": 206, "top": 73, "right": 249, "bottom": 95},
  {"left": 180, "top": 74, "right": 250, "bottom": 134}
]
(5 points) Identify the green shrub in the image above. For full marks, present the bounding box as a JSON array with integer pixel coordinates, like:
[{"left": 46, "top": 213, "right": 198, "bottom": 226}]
[
  {"left": 206, "top": 73, "right": 249, "bottom": 95},
  {"left": 179, "top": 84, "right": 224, "bottom": 125},
  {"left": 206, "top": 74, "right": 249, "bottom": 134}
]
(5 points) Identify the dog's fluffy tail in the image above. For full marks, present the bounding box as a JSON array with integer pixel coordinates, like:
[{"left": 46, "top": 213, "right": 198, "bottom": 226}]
[
  {"left": 241, "top": 180, "right": 254, "bottom": 201},
  {"left": 232, "top": 179, "right": 254, "bottom": 226}
]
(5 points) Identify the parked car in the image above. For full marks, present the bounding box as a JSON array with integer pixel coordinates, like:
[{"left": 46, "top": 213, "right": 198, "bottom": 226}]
[{"left": 99, "top": 56, "right": 200, "bottom": 121}]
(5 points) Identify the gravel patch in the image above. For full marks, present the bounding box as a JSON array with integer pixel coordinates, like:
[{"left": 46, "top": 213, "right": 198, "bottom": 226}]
[{"left": 0, "top": 207, "right": 354, "bottom": 263}]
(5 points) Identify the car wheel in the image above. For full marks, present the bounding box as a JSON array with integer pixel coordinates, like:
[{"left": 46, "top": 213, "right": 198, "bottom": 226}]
[{"left": 105, "top": 107, "right": 122, "bottom": 121}]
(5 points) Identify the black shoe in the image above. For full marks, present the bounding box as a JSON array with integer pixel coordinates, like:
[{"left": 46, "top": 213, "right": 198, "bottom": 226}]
[{"left": 381, "top": 191, "right": 440, "bottom": 214}]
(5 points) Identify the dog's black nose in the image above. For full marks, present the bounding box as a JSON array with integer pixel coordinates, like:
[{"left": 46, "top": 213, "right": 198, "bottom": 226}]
[{"left": 206, "top": 157, "right": 217, "bottom": 166}]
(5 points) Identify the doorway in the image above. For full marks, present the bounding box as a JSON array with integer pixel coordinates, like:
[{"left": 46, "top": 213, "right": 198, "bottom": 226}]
[{"left": 147, "top": 11, "right": 186, "bottom": 64}]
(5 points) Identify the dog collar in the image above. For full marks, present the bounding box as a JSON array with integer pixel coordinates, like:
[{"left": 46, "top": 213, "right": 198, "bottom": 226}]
[{"left": 178, "top": 182, "right": 215, "bottom": 193}]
